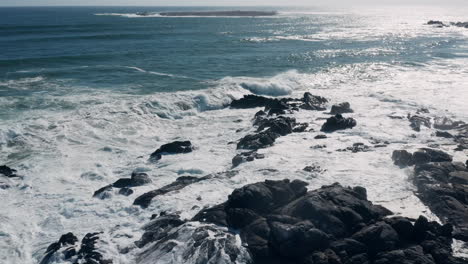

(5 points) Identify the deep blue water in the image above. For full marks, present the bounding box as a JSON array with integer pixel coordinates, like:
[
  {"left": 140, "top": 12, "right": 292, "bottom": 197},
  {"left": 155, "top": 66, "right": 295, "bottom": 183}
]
[{"left": 1, "top": 6, "right": 465, "bottom": 98}]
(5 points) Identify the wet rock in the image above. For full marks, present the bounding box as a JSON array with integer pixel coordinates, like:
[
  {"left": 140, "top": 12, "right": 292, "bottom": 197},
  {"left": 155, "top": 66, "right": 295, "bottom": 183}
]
[
  {"left": 0, "top": 165, "right": 18, "bottom": 178},
  {"left": 300, "top": 92, "right": 328, "bottom": 111},
  {"left": 238, "top": 116, "right": 296, "bottom": 150},
  {"left": 413, "top": 162, "right": 468, "bottom": 241},
  {"left": 118, "top": 187, "right": 134, "bottom": 196},
  {"left": 237, "top": 131, "right": 278, "bottom": 150},
  {"left": 408, "top": 115, "right": 431, "bottom": 132},
  {"left": 427, "top": 20, "right": 447, "bottom": 27},
  {"left": 330, "top": 102, "right": 353, "bottom": 115},
  {"left": 292, "top": 122, "right": 309, "bottom": 133},
  {"left": 39, "top": 233, "right": 78, "bottom": 264},
  {"left": 392, "top": 148, "right": 452, "bottom": 168},
  {"left": 452, "top": 22, "right": 468, "bottom": 28},
  {"left": 315, "top": 134, "right": 327, "bottom": 139},
  {"left": 113, "top": 172, "right": 152, "bottom": 188},
  {"left": 338, "top": 143, "right": 371, "bottom": 153},
  {"left": 136, "top": 214, "right": 185, "bottom": 248},
  {"left": 435, "top": 131, "right": 453, "bottom": 138},
  {"left": 434, "top": 117, "right": 464, "bottom": 130},
  {"left": 39, "top": 232, "right": 112, "bottom": 264},
  {"left": 93, "top": 184, "right": 113, "bottom": 199},
  {"left": 321, "top": 114, "right": 357, "bottom": 132},
  {"left": 230, "top": 94, "right": 280, "bottom": 109},
  {"left": 134, "top": 175, "right": 209, "bottom": 208},
  {"left": 232, "top": 151, "right": 265, "bottom": 167},
  {"left": 150, "top": 140, "right": 193, "bottom": 161}
]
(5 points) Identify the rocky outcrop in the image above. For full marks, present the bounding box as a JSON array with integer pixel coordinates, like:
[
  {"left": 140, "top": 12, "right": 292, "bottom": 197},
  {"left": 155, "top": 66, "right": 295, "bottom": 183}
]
[
  {"left": 149, "top": 141, "right": 193, "bottom": 161},
  {"left": 191, "top": 179, "right": 464, "bottom": 264},
  {"left": 426, "top": 20, "right": 468, "bottom": 29},
  {"left": 413, "top": 162, "right": 468, "bottom": 241},
  {"left": 408, "top": 115, "right": 431, "bottom": 132},
  {"left": 39, "top": 232, "right": 112, "bottom": 264},
  {"left": 93, "top": 172, "right": 152, "bottom": 199},
  {"left": 230, "top": 93, "right": 327, "bottom": 113},
  {"left": 391, "top": 148, "right": 452, "bottom": 168},
  {"left": 134, "top": 171, "right": 238, "bottom": 208},
  {"left": 321, "top": 114, "right": 357, "bottom": 132},
  {"left": 237, "top": 116, "right": 296, "bottom": 150}
]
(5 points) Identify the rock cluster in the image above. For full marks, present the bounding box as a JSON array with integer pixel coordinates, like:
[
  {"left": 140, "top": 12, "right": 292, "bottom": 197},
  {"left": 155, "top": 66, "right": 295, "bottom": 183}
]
[
  {"left": 191, "top": 179, "right": 463, "bottom": 264},
  {"left": 391, "top": 148, "right": 452, "bottom": 168},
  {"left": 40, "top": 232, "right": 112, "bottom": 264}
]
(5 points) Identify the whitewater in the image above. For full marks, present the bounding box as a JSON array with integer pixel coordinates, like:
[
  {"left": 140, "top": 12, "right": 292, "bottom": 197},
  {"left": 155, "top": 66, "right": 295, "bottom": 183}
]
[{"left": 0, "top": 5, "right": 467, "bottom": 264}]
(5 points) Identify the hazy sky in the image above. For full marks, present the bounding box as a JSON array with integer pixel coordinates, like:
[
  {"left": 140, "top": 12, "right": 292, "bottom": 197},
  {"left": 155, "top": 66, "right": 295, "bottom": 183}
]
[{"left": 1, "top": 0, "right": 467, "bottom": 6}]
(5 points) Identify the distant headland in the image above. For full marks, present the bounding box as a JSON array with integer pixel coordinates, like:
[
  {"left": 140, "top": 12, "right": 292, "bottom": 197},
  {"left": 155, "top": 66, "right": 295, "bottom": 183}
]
[{"left": 157, "top": 11, "right": 278, "bottom": 17}]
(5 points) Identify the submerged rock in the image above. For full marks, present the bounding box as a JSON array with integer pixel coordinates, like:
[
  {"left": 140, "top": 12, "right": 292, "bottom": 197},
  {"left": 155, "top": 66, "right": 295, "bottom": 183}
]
[
  {"left": 321, "top": 114, "right": 357, "bottom": 132},
  {"left": 93, "top": 172, "right": 152, "bottom": 199},
  {"left": 150, "top": 141, "right": 193, "bottom": 161}
]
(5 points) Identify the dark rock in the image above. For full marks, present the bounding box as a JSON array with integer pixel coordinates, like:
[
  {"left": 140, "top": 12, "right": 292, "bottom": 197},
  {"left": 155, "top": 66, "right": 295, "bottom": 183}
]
[
  {"left": 230, "top": 94, "right": 279, "bottom": 109},
  {"left": 427, "top": 20, "right": 446, "bottom": 26},
  {"left": 315, "top": 134, "right": 327, "bottom": 139},
  {"left": 0, "top": 165, "right": 17, "bottom": 178},
  {"left": 300, "top": 92, "right": 328, "bottom": 111},
  {"left": 136, "top": 214, "right": 185, "bottom": 248},
  {"left": 150, "top": 141, "right": 193, "bottom": 161},
  {"left": 434, "top": 117, "right": 464, "bottom": 130},
  {"left": 237, "top": 131, "right": 278, "bottom": 150},
  {"left": 321, "top": 114, "right": 356, "bottom": 132},
  {"left": 435, "top": 131, "right": 453, "bottom": 138},
  {"left": 330, "top": 102, "right": 353, "bottom": 115},
  {"left": 93, "top": 184, "right": 113, "bottom": 199},
  {"left": 408, "top": 115, "right": 431, "bottom": 132},
  {"left": 134, "top": 175, "right": 209, "bottom": 208},
  {"left": 113, "top": 172, "right": 152, "bottom": 188},
  {"left": 39, "top": 232, "right": 112, "bottom": 264},
  {"left": 292, "top": 123, "right": 309, "bottom": 133},
  {"left": 118, "top": 188, "right": 134, "bottom": 196},
  {"left": 339, "top": 143, "right": 371, "bottom": 153},
  {"left": 232, "top": 151, "right": 265, "bottom": 167},
  {"left": 352, "top": 222, "right": 399, "bottom": 255},
  {"left": 392, "top": 150, "right": 414, "bottom": 167},
  {"left": 413, "top": 162, "right": 468, "bottom": 242}
]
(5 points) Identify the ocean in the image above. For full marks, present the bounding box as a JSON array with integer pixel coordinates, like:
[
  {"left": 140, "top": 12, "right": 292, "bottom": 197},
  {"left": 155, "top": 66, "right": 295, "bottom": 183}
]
[{"left": 0, "top": 5, "right": 467, "bottom": 264}]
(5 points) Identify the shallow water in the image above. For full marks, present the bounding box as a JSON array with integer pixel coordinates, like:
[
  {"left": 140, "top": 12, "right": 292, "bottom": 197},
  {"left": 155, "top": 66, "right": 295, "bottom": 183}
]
[{"left": 0, "top": 5, "right": 467, "bottom": 264}]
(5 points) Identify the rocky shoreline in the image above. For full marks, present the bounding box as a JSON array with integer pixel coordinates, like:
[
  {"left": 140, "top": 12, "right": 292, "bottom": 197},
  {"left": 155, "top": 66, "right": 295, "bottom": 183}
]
[{"left": 3, "top": 91, "right": 467, "bottom": 264}]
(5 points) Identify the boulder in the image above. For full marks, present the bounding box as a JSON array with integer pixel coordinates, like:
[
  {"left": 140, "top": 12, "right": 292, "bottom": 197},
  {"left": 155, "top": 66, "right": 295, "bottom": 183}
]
[
  {"left": 230, "top": 94, "right": 280, "bottom": 109},
  {"left": 330, "top": 102, "right": 353, "bottom": 115},
  {"left": 150, "top": 141, "right": 193, "bottom": 161},
  {"left": 321, "top": 114, "right": 357, "bottom": 132}
]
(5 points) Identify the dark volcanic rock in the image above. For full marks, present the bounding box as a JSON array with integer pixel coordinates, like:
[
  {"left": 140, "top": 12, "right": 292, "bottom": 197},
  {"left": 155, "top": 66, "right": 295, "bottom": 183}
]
[
  {"left": 392, "top": 148, "right": 452, "bottom": 168},
  {"left": 338, "top": 143, "right": 371, "bottom": 153},
  {"left": 413, "top": 162, "right": 468, "bottom": 241},
  {"left": 330, "top": 102, "right": 354, "bottom": 115},
  {"left": 134, "top": 176, "right": 208, "bottom": 208},
  {"left": 39, "top": 232, "right": 112, "bottom": 264},
  {"left": 238, "top": 116, "right": 296, "bottom": 150},
  {"left": 190, "top": 179, "right": 464, "bottom": 264},
  {"left": 0, "top": 165, "right": 18, "bottom": 178},
  {"left": 321, "top": 114, "right": 357, "bottom": 132},
  {"left": 113, "top": 172, "right": 152, "bottom": 188},
  {"left": 230, "top": 94, "right": 280, "bottom": 109},
  {"left": 300, "top": 92, "right": 328, "bottom": 111},
  {"left": 150, "top": 141, "right": 193, "bottom": 161}
]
